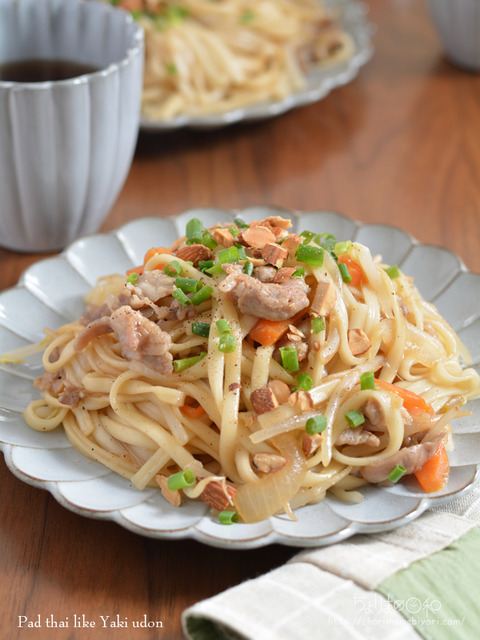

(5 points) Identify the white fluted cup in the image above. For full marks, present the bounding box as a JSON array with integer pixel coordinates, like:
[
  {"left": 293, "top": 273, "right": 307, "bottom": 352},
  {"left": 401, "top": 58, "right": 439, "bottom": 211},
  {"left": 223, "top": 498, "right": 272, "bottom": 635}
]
[
  {"left": 0, "top": 0, "right": 144, "bottom": 252},
  {"left": 427, "top": 0, "right": 480, "bottom": 71}
]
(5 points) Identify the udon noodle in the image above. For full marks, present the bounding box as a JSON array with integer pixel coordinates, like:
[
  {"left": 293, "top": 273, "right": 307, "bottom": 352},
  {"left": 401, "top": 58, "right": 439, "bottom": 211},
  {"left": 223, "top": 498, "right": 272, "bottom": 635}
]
[
  {"left": 12, "top": 215, "right": 480, "bottom": 523},
  {"left": 108, "top": 0, "right": 355, "bottom": 119}
]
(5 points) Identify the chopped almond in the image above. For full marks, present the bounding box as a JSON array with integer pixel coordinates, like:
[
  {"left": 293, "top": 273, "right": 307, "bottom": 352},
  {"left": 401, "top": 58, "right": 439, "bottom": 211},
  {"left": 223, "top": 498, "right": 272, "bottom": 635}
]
[
  {"left": 199, "top": 479, "right": 237, "bottom": 511},
  {"left": 267, "top": 379, "right": 291, "bottom": 404},
  {"left": 259, "top": 215, "right": 292, "bottom": 230},
  {"left": 155, "top": 474, "right": 182, "bottom": 507},
  {"left": 273, "top": 267, "right": 296, "bottom": 283},
  {"left": 175, "top": 243, "right": 213, "bottom": 266},
  {"left": 252, "top": 452, "right": 287, "bottom": 473},
  {"left": 281, "top": 234, "right": 302, "bottom": 256},
  {"left": 250, "top": 386, "right": 279, "bottom": 414},
  {"left": 302, "top": 433, "right": 323, "bottom": 457},
  {"left": 289, "top": 390, "right": 314, "bottom": 412},
  {"left": 241, "top": 225, "right": 277, "bottom": 249},
  {"left": 261, "top": 242, "right": 288, "bottom": 268},
  {"left": 212, "top": 228, "right": 235, "bottom": 248},
  {"left": 311, "top": 280, "right": 337, "bottom": 316},
  {"left": 347, "top": 328, "right": 371, "bottom": 356}
]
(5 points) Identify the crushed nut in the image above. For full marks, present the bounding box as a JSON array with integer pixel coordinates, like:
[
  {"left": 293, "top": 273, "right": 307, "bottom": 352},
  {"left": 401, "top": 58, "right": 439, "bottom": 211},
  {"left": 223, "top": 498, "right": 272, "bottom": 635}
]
[
  {"left": 175, "top": 243, "right": 213, "bottom": 266},
  {"left": 259, "top": 215, "right": 292, "bottom": 230},
  {"left": 212, "top": 228, "right": 235, "bottom": 248},
  {"left": 261, "top": 242, "right": 288, "bottom": 268},
  {"left": 302, "top": 433, "right": 323, "bottom": 457},
  {"left": 228, "top": 382, "right": 242, "bottom": 392},
  {"left": 250, "top": 386, "right": 279, "bottom": 414},
  {"left": 252, "top": 452, "right": 287, "bottom": 474},
  {"left": 288, "top": 389, "right": 314, "bottom": 412},
  {"left": 347, "top": 328, "right": 371, "bottom": 356},
  {"left": 273, "top": 267, "right": 296, "bottom": 284},
  {"left": 241, "top": 225, "right": 277, "bottom": 249},
  {"left": 155, "top": 474, "right": 182, "bottom": 507},
  {"left": 281, "top": 234, "right": 303, "bottom": 256},
  {"left": 199, "top": 479, "right": 237, "bottom": 511},
  {"left": 267, "top": 379, "right": 291, "bottom": 405}
]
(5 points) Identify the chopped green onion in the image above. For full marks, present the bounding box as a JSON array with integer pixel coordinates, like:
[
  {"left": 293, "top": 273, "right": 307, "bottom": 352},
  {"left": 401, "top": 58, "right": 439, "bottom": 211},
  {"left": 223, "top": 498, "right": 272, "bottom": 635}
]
[
  {"left": 201, "top": 229, "right": 218, "bottom": 251},
  {"left": 229, "top": 226, "right": 240, "bottom": 237},
  {"left": 175, "top": 276, "right": 201, "bottom": 293},
  {"left": 192, "top": 321, "right": 210, "bottom": 338},
  {"left": 216, "top": 319, "right": 231, "bottom": 334},
  {"left": 280, "top": 346, "right": 299, "bottom": 372},
  {"left": 172, "top": 288, "right": 192, "bottom": 306},
  {"left": 191, "top": 285, "right": 214, "bottom": 306},
  {"left": 218, "top": 332, "right": 236, "bottom": 353},
  {"left": 299, "top": 230, "right": 316, "bottom": 243},
  {"left": 388, "top": 465, "right": 407, "bottom": 483},
  {"left": 314, "top": 233, "right": 337, "bottom": 251},
  {"left": 243, "top": 260, "right": 254, "bottom": 276},
  {"left": 239, "top": 9, "right": 255, "bottom": 23},
  {"left": 295, "top": 372, "right": 313, "bottom": 391},
  {"left": 296, "top": 244, "right": 324, "bottom": 267},
  {"left": 235, "top": 244, "right": 247, "bottom": 260},
  {"left": 338, "top": 262, "right": 352, "bottom": 283},
  {"left": 205, "top": 263, "right": 225, "bottom": 276},
  {"left": 186, "top": 218, "right": 203, "bottom": 245},
  {"left": 126, "top": 272, "right": 139, "bottom": 285},
  {"left": 292, "top": 267, "right": 305, "bottom": 278},
  {"left": 173, "top": 352, "right": 207, "bottom": 372},
  {"left": 218, "top": 510, "right": 239, "bottom": 525},
  {"left": 360, "top": 371, "right": 375, "bottom": 390},
  {"left": 312, "top": 317, "right": 325, "bottom": 334},
  {"left": 234, "top": 217, "right": 249, "bottom": 229},
  {"left": 166, "top": 62, "right": 177, "bottom": 75},
  {"left": 345, "top": 409, "right": 365, "bottom": 428},
  {"left": 164, "top": 260, "right": 182, "bottom": 277},
  {"left": 384, "top": 265, "right": 401, "bottom": 279},
  {"left": 305, "top": 414, "right": 327, "bottom": 435},
  {"left": 198, "top": 259, "right": 214, "bottom": 273},
  {"left": 166, "top": 469, "right": 196, "bottom": 491},
  {"left": 218, "top": 246, "right": 240, "bottom": 264},
  {"left": 334, "top": 240, "right": 352, "bottom": 256}
]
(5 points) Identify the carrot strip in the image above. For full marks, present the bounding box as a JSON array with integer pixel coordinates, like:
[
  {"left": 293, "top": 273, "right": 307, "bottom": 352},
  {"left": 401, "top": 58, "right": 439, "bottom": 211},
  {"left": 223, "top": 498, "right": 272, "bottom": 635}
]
[
  {"left": 181, "top": 403, "right": 205, "bottom": 419},
  {"left": 126, "top": 265, "right": 144, "bottom": 276},
  {"left": 249, "top": 310, "right": 307, "bottom": 347},
  {"left": 143, "top": 246, "right": 171, "bottom": 266},
  {"left": 338, "top": 255, "right": 365, "bottom": 287},
  {"left": 414, "top": 440, "right": 449, "bottom": 493},
  {"left": 375, "top": 379, "right": 434, "bottom": 415}
]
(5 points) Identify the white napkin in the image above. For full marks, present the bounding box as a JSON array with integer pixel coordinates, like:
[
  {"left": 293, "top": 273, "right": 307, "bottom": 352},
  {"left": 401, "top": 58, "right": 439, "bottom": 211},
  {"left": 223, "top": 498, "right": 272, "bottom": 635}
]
[{"left": 182, "top": 484, "right": 480, "bottom": 640}]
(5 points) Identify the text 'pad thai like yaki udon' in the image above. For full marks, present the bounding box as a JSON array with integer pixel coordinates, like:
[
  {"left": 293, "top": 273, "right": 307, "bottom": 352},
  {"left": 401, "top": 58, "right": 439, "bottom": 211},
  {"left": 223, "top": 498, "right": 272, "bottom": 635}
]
[{"left": 13, "top": 215, "right": 480, "bottom": 524}]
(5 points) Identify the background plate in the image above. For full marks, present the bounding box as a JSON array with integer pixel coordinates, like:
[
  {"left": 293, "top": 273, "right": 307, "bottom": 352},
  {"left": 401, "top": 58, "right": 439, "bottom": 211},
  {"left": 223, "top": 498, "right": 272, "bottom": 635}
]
[
  {"left": 1, "top": 207, "right": 479, "bottom": 549},
  {"left": 139, "top": 0, "right": 374, "bottom": 131}
]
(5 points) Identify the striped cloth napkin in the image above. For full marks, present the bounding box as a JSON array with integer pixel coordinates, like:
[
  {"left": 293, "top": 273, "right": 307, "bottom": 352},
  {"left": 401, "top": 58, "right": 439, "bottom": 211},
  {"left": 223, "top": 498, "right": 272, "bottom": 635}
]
[{"left": 182, "top": 484, "right": 480, "bottom": 640}]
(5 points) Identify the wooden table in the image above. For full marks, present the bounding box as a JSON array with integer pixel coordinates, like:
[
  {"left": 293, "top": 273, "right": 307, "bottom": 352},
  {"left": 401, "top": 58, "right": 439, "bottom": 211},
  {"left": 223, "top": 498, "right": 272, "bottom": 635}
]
[{"left": 1, "top": 1, "right": 480, "bottom": 638}]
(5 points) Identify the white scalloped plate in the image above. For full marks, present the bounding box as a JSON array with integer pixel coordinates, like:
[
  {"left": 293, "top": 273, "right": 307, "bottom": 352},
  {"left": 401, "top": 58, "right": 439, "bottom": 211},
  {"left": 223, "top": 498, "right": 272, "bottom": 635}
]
[
  {"left": 1, "top": 207, "right": 480, "bottom": 549},
  {"left": 140, "top": 0, "right": 373, "bottom": 131}
]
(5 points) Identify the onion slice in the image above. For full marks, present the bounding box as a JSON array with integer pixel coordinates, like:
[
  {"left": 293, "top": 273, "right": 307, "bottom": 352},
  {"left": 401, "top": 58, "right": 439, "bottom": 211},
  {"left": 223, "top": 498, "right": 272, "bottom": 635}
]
[{"left": 233, "top": 434, "right": 307, "bottom": 523}]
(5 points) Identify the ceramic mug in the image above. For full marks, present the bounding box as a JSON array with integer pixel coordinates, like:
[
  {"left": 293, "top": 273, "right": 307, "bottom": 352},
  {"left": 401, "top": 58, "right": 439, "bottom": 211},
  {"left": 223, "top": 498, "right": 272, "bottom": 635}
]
[{"left": 0, "top": 0, "right": 144, "bottom": 252}]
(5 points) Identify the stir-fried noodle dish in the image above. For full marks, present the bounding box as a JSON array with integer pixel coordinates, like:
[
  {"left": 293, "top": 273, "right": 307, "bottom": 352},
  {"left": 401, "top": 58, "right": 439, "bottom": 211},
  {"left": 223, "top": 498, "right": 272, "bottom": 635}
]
[
  {"left": 108, "top": 0, "right": 355, "bottom": 119},
  {"left": 8, "top": 215, "right": 480, "bottom": 524}
]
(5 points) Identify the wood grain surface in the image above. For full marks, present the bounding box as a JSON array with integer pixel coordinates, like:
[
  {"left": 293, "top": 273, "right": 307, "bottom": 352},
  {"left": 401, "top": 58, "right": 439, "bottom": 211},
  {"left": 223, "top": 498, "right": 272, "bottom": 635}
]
[{"left": 1, "top": 1, "right": 480, "bottom": 638}]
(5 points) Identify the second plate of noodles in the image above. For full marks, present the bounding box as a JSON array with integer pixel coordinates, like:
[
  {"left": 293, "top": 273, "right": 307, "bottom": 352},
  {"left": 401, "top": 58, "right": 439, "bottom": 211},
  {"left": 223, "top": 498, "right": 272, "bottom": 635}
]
[
  {"left": 105, "top": 0, "right": 373, "bottom": 128},
  {"left": 12, "top": 212, "right": 480, "bottom": 527}
]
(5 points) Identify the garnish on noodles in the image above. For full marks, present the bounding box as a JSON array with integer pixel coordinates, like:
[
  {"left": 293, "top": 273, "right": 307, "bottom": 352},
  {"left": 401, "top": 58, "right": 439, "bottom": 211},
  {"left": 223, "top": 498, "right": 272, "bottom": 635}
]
[{"left": 13, "top": 215, "right": 480, "bottom": 524}]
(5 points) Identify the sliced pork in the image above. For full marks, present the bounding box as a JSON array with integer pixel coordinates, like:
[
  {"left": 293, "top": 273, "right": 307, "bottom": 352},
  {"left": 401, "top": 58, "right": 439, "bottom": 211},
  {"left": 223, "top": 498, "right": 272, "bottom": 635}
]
[
  {"left": 74, "top": 306, "right": 173, "bottom": 374},
  {"left": 218, "top": 267, "right": 310, "bottom": 321}
]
